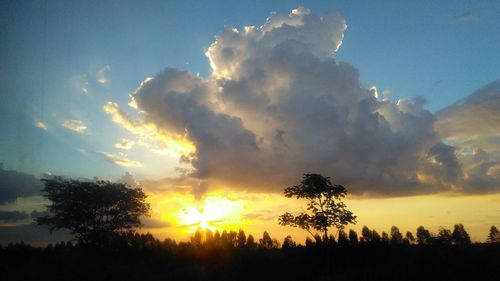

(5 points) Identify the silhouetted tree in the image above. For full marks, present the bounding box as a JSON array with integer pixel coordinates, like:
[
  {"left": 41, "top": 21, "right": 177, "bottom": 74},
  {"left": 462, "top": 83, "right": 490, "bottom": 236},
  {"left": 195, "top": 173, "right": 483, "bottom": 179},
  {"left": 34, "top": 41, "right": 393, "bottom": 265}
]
[
  {"left": 191, "top": 228, "right": 203, "bottom": 246},
  {"left": 214, "top": 230, "right": 221, "bottom": 244},
  {"left": 361, "top": 226, "right": 373, "bottom": 243},
  {"left": 487, "top": 225, "right": 500, "bottom": 243},
  {"left": 282, "top": 235, "right": 296, "bottom": 248},
  {"left": 338, "top": 229, "right": 349, "bottom": 246},
  {"left": 228, "top": 230, "right": 238, "bottom": 247},
  {"left": 246, "top": 234, "right": 256, "bottom": 248},
  {"left": 237, "top": 229, "right": 247, "bottom": 247},
  {"left": 348, "top": 229, "right": 359, "bottom": 245},
  {"left": 36, "top": 177, "right": 150, "bottom": 245},
  {"left": 279, "top": 174, "right": 356, "bottom": 241},
  {"left": 259, "top": 231, "right": 275, "bottom": 249},
  {"left": 314, "top": 234, "right": 323, "bottom": 244},
  {"left": 328, "top": 234, "right": 336, "bottom": 245},
  {"left": 372, "top": 230, "right": 382, "bottom": 244},
  {"left": 416, "top": 226, "right": 432, "bottom": 245},
  {"left": 221, "top": 230, "right": 230, "bottom": 247},
  {"left": 452, "top": 224, "right": 471, "bottom": 245},
  {"left": 390, "top": 226, "right": 403, "bottom": 245},
  {"left": 405, "top": 231, "right": 415, "bottom": 244},
  {"left": 381, "top": 232, "right": 389, "bottom": 244},
  {"left": 436, "top": 228, "right": 452, "bottom": 245},
  {"left": 205, "top": 229, "right": 214, "bottom": 245},
  {"left": 305, "top": 237, "right": 314, "bottom": 247}
]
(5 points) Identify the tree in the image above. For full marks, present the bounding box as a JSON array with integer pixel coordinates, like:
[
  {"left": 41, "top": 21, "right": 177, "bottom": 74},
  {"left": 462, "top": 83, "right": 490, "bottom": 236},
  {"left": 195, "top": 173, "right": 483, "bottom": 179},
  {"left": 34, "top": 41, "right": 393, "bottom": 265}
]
[
  {"left": 451, "top": 224, "right": 471, "bottom": 245},
  {"left": 405, "top": 231, "right": 415, "bottom": 244},
  {"left": 348, "top": 229, "right": 359, "bottom": 245},
  {"left": 381, "top": 232, "right": 389, "bottom": 244},
  {"left": 282, "top": 235, "right": 296, "bottom": 248},
  {"left": 279, "top": 174, "right": 356, "bottom": 240},
  {"left": 390, "top": 226, "right": 403, "bottom": 245},
  {"left": 337, "top": 229, "right": 349, "bottom": 246},
  {"left": 361, "top": 226, "right": 373, "bottom": 243},
  {"left": 416, "top": 226, "right": 431, "bottom": 245},
  {"left": 246, "top": 234, "right": 256, "bottom": 248},
  {"left": 237, "top": 229, "right": 247, "bottom": 247},
  {"left": 36, "top": 177, "right": 150, "bottom": 245},
  {"left": 372, "top": 230, "right": 381, "bottom": 244},
  {"left": 191, "top": 228, "right": 203, "bottom": 246},
  {"left": 487, "top": 225, "right": 500, "bottom": 243},
  {"left": 259, "top": 231, "right": 277, "bottom": 249},
  {"left": 436, "top": 228, "right": 452, "bottom": 245}
]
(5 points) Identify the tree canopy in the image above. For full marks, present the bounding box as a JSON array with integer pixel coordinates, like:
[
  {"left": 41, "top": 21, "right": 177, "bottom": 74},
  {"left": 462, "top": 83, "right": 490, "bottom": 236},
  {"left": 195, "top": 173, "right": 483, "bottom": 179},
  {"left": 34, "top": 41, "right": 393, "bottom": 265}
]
[
  {"left": 36, "top": 177, "right": 150, "bottom": 244},
  {"left": 278, "top": 173, "right": 356, "bottom": 240}
]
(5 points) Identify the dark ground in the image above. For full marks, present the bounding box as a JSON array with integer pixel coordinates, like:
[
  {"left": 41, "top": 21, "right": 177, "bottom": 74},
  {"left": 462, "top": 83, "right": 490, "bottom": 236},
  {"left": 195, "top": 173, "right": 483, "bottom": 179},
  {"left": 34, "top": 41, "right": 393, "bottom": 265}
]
[{"left": 1, "top": 241, "right": 499, "bottom": 281}]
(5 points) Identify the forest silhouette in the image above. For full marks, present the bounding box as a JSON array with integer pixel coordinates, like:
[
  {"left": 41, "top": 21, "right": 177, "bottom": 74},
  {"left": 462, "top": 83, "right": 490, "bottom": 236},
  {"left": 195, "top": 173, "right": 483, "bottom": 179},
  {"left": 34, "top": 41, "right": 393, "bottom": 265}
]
[{"left": 1, "top": 175, "right": 499, "bottom": 281}]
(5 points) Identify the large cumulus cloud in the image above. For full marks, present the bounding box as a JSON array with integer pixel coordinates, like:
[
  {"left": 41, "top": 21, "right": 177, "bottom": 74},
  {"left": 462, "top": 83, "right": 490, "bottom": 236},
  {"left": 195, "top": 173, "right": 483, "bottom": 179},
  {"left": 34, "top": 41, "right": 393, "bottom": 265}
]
[
  {"left": 435, "top": 80, "right": 500, "bottom": 193},
  {"left": 106, "top": 8, "right": 498, "bottom": 196}
]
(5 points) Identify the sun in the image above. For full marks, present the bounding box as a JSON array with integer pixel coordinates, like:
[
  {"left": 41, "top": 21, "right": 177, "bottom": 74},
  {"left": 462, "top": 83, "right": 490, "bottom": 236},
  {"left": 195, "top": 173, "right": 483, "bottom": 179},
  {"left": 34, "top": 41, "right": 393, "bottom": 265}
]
[{"left": 178, "top": 196, "right": 244, "bottom": 233}]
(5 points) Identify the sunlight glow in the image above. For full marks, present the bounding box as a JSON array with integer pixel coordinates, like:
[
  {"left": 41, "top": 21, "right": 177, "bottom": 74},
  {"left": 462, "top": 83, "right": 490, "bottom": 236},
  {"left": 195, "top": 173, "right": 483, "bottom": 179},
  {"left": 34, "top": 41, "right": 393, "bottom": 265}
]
[{"left": 177, "top": 196, "right": 245, "bottom": 233}]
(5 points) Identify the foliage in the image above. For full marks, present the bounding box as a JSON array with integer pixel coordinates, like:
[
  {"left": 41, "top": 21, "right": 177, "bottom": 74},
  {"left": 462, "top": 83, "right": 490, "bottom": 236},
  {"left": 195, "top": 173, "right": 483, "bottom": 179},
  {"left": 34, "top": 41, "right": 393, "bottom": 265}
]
[
  {"left": 452, "top": 224, "right": 471, "bottom": 245},
  {"left": 36, "top": 177, "right": 150, "bottom": 244},
  {"left": 278, "top": 174, "right": 356, "bottom": 240},
  {"left": 282, "top": 235, "right": 296, "bottom": 248},
  {"left": 390, "top": 226, "right": 403, "bottom": 245},
  {"left": 487, "top": 225, "right": 500, "bottom": 243},
  {"left": 416, "top": 226, "right": 432, "bottom": 245}
]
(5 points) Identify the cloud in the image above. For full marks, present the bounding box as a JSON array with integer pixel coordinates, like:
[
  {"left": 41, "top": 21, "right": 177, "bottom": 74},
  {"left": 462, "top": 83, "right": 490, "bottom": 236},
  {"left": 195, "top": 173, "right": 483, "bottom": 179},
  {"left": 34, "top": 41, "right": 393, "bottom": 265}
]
[
  {"left": 435, "top": 80, "right": 500, "bottom": 193},
  {"left": 94, "top": 151, "right": 142, "bottom": 167},
  {"left": 0, "top": 223, "right": 70, "bottom": 246},
  {"left": 0, "top": 165, "right": 43, "bottom": 204},
  {"left": 142, "top": 218, "right": 172, "bottom": 229},
  {"left": 97, "top": 65, "right": 111, "bottom": 86},
  {"left": 450, "top": 12, "right": 480, "bottom": 24},
  {"left": 106, "top": 8, "right": 498, "bottom": 196},
  {"left": 118, "top": 171, "right": 140, "bottom": 187},
  {"left": 103, "top": 101, "right": 195, "bottom": 158},
  {"left": 70, "top": 73, "right": 89, "bottom": 95},
  {"left": 115, "top": 138, "right": 135, "bottom": 150},
  {"left": 0, "top": 211, "right": 30, "bottom": 223},
  {"left": 436, "top": 80, "right": 500, "bottom": 141},
  {"left": 35, "top": 121, "right": 48, "bottom": 131},
  {"left": 61, "top": 119, "right": 87, "bottom": 133}
]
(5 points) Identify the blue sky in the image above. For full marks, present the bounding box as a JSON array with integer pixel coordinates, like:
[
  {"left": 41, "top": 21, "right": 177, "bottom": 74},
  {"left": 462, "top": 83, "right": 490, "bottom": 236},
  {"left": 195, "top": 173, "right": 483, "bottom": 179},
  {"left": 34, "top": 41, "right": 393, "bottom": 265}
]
[{"left": 1, "top": 0, "right": 499, "bottom": 179}]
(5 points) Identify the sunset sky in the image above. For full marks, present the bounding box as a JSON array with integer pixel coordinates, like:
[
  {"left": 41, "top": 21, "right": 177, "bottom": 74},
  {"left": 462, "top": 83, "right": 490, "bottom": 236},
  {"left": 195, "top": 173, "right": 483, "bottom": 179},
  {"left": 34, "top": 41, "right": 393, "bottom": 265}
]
[{"left": 1, "top": 0, "right": 499, "bottom": 245}]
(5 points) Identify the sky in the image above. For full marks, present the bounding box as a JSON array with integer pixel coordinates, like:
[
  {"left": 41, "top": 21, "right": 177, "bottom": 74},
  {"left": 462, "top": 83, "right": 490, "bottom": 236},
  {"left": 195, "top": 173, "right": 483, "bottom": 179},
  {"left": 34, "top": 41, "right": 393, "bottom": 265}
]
[{"left": 0, "top": 0, "right": 499, "bottom": 245}]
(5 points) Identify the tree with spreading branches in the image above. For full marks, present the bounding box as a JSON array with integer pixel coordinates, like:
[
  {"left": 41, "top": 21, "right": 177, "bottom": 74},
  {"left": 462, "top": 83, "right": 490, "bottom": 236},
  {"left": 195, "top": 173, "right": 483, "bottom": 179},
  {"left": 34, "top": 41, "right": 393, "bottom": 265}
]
[
  {"left": 278, "top": 173, "right": 356, "bottom": 241},
  {"left": 36, "top": 177, "right": 150, "bottom": 245}
]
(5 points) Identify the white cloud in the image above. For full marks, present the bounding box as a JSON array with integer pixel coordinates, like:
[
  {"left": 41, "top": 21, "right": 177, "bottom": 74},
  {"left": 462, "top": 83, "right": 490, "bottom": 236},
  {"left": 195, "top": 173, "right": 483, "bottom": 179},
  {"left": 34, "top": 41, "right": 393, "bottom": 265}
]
[
  {"left": 106, "top": 7, "right": 498, "bottom": 196},
  {"left": 114, "top": 138, "right": 135, "bottom": 150},
  {"left": 117, "top": 171, "right": 140, "bottom": 187},
  {"left": 35, "top": 121, "right": 48, "bottom": 131},
  {"left": 70, "top": 73, "right": 89, "bottom": 95},
  {"left": 95, "top": 151, "right": 142, "bottom": 167},
  {"left": 61, "top": 119, "right": 87, "bottom": 133},
  {"left": 96, "top": 65, "right": 111, "bottom": 86}
]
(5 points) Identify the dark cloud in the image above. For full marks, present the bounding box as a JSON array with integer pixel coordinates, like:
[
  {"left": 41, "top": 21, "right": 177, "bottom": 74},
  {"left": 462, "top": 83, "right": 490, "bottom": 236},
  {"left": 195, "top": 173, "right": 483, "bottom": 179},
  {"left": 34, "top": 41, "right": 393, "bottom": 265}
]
[
  {"left": 0, "top": 165, "right": 43, "bottom": 204},
  {"left": 106, "top": 8, "right": 499, "bottom": 197},
  {"left": 0, "top": 210, "right": 30, "bottom": 222},
  {"left": 0, "top": 223, "right": 70, "bottom": 247},
  {"left": 142, "top": 218, "right": 172, "bottom": 229}
]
